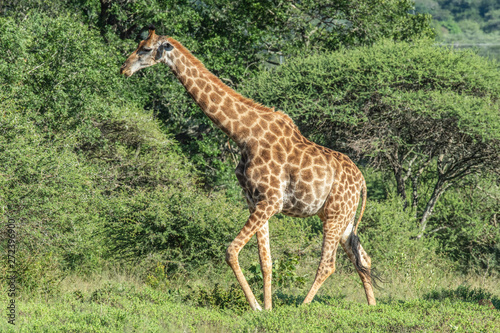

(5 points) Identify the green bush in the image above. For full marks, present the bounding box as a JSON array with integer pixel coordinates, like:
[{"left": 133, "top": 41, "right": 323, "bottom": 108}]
[
  {"left": 186, "top": 283, "right": 248, "bottom": 314},
  {"left": 0, "top": 105, "right": 105, "bottom": 291},
  {"left": 431, "top": 177, "right": 500, "bottom": 273},
  {"left": 103, "top": 187, "right": 246, "bottom": 268},
  {"left": 241, "top": 39, "right": 500, "bottom": 141},
  {"left": 424, "top": 285, "right": 499, "bottom": 310},
  {"left": 0, "top": 13, "right": 227, "bottom": 292},
  {"left": 1, "top": 14, "right": 119, "bottom": 135}
]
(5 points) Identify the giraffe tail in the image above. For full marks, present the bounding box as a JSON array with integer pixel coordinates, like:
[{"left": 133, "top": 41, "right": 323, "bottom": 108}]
[
  {"left": 348, "top": 179, "right": 384, "bottom": 289},
  {"left": 354, "top": 178, "right": 367, "bottom": 235}
]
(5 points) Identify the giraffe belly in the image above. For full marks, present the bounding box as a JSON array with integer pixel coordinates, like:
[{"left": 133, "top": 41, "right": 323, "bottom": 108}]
[{"left": 280, "top": 180, "right": 332, "bottom": 218}]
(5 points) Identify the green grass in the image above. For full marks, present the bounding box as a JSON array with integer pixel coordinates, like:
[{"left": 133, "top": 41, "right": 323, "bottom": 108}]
[{"left": 1, "top": 275, "right": 499, "bottom": 333}]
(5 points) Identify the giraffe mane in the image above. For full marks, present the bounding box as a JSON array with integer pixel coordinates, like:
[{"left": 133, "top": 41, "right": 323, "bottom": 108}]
[{"left": 166, "top": 37, "right": 298, "bottom": 129}]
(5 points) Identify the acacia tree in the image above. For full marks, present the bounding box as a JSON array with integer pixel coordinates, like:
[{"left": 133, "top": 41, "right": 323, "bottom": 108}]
[
  {"left": 241, "top": 40, "right": 500, "bottom": 235},
  {"left": 352, "top": 89, "right": 499, "bottom": 237}
]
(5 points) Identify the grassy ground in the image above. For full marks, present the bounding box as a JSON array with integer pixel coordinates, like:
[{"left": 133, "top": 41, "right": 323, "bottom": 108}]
[{"left": 1, "top": 271, "right": 499, "bottom": 333}]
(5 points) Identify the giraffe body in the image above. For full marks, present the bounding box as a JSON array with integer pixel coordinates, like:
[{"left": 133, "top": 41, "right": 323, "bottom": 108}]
[{"left": 120, "top": 27, "right": 377, "bottom": 310}]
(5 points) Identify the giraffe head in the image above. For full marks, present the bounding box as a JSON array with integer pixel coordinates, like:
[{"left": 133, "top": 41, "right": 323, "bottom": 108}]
[{"left": 120, "top": 25, "right": 174, "bottom": 77}]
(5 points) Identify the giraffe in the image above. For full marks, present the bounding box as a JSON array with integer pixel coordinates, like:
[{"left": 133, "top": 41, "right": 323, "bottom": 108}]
[{"left": 120, "top": 26, "right": 378, "bottom": 310}]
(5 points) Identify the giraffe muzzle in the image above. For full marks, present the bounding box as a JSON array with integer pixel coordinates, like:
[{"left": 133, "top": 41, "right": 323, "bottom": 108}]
[{"left": 119, "top": 63, "right": 133, "bottom": 77}]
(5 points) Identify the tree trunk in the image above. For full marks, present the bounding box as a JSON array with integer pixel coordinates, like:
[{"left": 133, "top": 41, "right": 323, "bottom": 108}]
[
  {"left": 411, "top": 174, "right": 419, "bottom": 218},
  {"left": 394, "top": 167, "right": 408, "bottom": 209},
  {"left": 417, "top": 178, "right": 451, "bottom": 239}
]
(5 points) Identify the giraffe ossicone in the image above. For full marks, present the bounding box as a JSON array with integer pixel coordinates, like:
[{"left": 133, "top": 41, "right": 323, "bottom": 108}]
[{"left": 120, "top": 27, "right": 378, "bottom": 310}]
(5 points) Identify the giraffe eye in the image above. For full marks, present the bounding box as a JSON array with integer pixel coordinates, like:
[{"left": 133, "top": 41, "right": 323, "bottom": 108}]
[{"left": 142, "top": 47, "right": 152, "bottom": 52}]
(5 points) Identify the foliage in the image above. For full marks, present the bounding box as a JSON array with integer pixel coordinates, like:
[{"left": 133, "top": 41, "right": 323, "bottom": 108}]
[
  {"left": 186, "top": 283, "right": 248, "bottom": 314},
  {"left": 102, "top": 187, "right": 246, "bottom": 268},
  {"left": 432, "top": 176, "right": 500, "bottom": 273},
  {"left": 424, "top": 285, "right": 500, "bottom": 310},
  {"left": 242, "top": 39, "right": 500, "bottom": 139},
  {"left": 7, "top": 1, "right": 434, "bottom": 75},
  {"left": 0, "top": 14, "right": 120, "bottom": 136},
  {"left": 0, "top": 103, "right": 105, "bottom": 290},
  {"left": 0, "top": 99, "right": 200, "bottom": 290},
  {"left": 247, "top": 254, "right": 307, "bottom": 291},
  {"left": 1, "top": 0, "right": 435, "bottom": 191},
  {"left": 0, "top": 13, "right": 217, "bottom": 293}
]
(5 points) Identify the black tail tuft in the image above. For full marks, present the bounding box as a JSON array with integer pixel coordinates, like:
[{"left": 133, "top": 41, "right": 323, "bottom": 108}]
[{"left": 348, "top": 233, "right": 384, "bottom": 290}]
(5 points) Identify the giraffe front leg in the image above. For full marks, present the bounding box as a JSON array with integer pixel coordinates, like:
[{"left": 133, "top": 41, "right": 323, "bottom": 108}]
[
  {"left": 226, "top": 202, "right": 277, "bottom": 311},
  {"left": 256, "top": 221, "right": 272, "bottom": 310}
]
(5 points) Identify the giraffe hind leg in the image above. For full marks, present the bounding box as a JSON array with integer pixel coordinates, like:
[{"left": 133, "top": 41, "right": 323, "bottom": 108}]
[{"left": 303, "top": 211, "right": 344, "bottom": 304}]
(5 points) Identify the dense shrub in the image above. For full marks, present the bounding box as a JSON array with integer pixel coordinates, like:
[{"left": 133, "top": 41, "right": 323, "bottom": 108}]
[
  {"left": 432, "top": 177, "right": 500, "bottom": 273},
  {"left": 103, "top": 187, "right": 246, "bottom": 268},
  {"left": 424, "top": 285, "right": 500, "bottom": 310},
  {"left": 241, "top": 39, "right": 500, "bottom": 137},
  {"left": 0, "top": 14, "right": 232, "bottom": 292},
  {"left": 0, "top": 109, "right": 98, "bottom": 291}
]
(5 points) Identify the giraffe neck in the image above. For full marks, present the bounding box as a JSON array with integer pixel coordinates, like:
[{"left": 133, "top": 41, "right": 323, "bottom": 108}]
[{"left": 164, "top": 38, "right": 271, "bottom": 146}]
